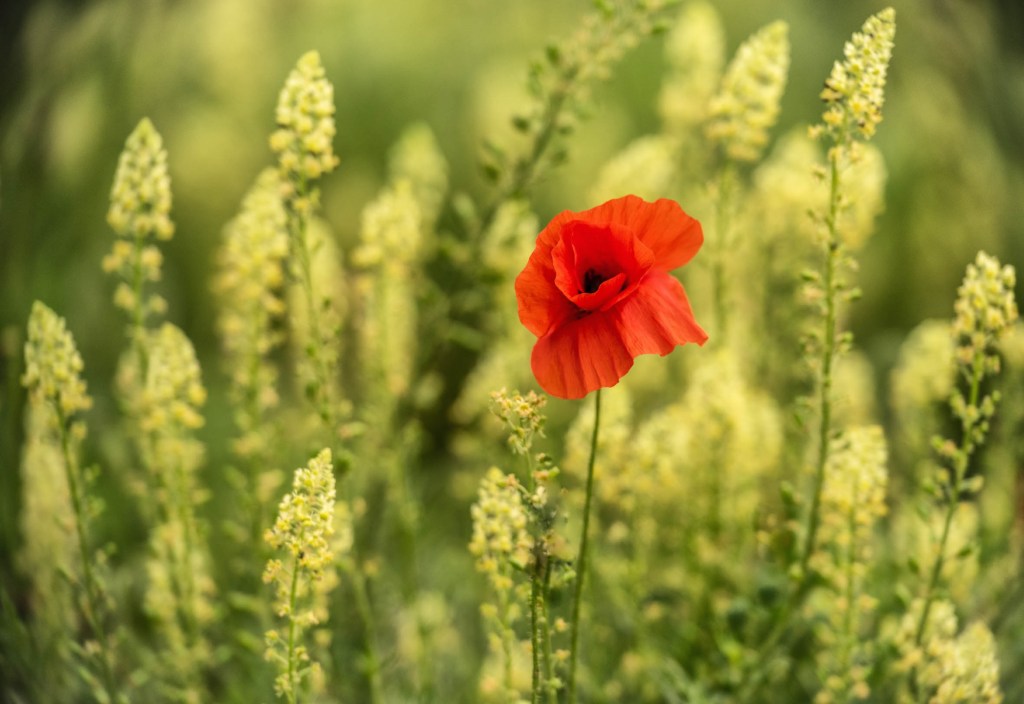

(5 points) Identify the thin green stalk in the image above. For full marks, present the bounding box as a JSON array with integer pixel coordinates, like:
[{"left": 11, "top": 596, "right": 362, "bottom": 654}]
[
  {"left": 839, "top": 479, "right": 858, "bottom": 698},
  {"left": 172, "top": 455, "right": 200, "bottom": 640},
  {"left": 524, "top": 449, "right": 544, "bottom": 704},
  {"left": 736, "top": 149, "right": 846, "bottom": 703},
  {"left": 913, "top": 357, "right": 984, "bottom": 646},
  {"left": 55, "top": 407, "right": 118, "bottom": 703},
  {"left": 541, "top": 560, "right": 556, "bottom": 704},
  {"left": 798, "top": 149, "right": 843, "bottom": 581},
  {"left": 290, "top": 209, "right": 335, "bottom": 432},
  {"left": 129, "top": 230, "right": 150, "bottom": 376},
  {"left": 531, "top": 566, "right": 542, "bottom": 704},
  {"left": 567, "top": 388, "right": 602, "bottom": 704},
  {"left": 285, "top": 552, "right": 302, "bottom": 704}
]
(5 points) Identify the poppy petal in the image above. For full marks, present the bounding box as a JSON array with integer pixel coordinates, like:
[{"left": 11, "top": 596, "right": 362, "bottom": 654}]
[
  {"left": 530, "top": 312, "right": 635, "bottom": 400},
  {"left": 574, "top": 195, "right": 703, "bottom": 272},
  {"left": 515, "top": 248, "right": 576, "bottom": 338},
  {"left": 611, "top": 271, "right": 708, "bottom": 355},
  {"left": 551, "top": 221, "right": 654, "bottom": 311}
]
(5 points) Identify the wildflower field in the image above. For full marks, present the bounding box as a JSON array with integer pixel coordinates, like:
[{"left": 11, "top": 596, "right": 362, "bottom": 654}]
[{"left": 3, "top": 0, "right": 1024, "bottom": 702}]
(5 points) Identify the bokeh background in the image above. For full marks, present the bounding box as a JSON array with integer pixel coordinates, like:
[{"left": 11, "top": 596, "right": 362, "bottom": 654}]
[{"left": 1, "top": 0, "right": 1023, "bottom": 662}]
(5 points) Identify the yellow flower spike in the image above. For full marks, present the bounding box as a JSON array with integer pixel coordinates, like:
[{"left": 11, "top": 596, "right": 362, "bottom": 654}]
[
  {"left": 107, "top": 117, "right": 175, "bottom": 241},
  {"left": 264, "top": 448, "right": 345, "bottom": 701},
  {"left": 271, "top": 50, "right": 340, "bottom": 190},
  {"left": 23, "top": 301, "right": 93, "bottom": 421},
  {"left": 706, "top": 20, "right": 790, "bottom": 163},
  {"left": 820, "top": 8, "right": 895, "bottom": 143}
]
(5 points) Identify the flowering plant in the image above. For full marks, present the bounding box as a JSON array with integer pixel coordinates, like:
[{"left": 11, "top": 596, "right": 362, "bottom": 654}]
[{"left": 515, "top": 195, "right": 707, "bottom": 399}]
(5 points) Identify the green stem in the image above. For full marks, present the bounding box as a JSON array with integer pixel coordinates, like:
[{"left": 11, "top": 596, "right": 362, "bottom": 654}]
[
  {"left": 839, "top": 475, "right": 859, "bottom": 697},
  {"left": 541, "top": 560, "right": 556, "bottom": 704},
  {"left": 55, "top": 408, "right": 118, "bottom": 703},
  {"left": 736, "top": 148, "right": 846, "bottom": 703},
  {"left": 173, "top": 454, "right": 200, "bottom": 641},
  {"left": 285, "top": 552, "right": 301, "bottom": 704},
  {"left": 531, "top": 563, "right": 542, "bottom": 704},
  {"left": 913, "top": 357, "right": 984, "bottom": 646},
  {"left": 567, "top": 388, "right": 602, "bottom": 704},
  {"left": 130, "top": 231, "right": 150, "bottom": 376},
  {"left": 288, "top": 199, "right": 337, "bottom": 437},
  {"left": 798, "top": 149, "right": 843, "bottom": 581}
]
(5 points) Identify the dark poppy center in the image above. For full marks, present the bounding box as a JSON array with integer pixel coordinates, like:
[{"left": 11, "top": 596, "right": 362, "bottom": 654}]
[{"left": 582, "top": 268, "right": 607, "bottom": 294}]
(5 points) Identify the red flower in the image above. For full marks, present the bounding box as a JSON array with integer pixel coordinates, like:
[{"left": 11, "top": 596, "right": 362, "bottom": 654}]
[{"left": 515, "top": 195, "right": 707, "bottom": 399}]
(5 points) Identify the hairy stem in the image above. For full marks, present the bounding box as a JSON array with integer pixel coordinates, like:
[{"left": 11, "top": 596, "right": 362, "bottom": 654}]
[
  {"left": 542, "top": 559, "right": 556, "bottom": 704},
  {"left": 567, "top": 388, "right": 602, "bottom": 704}
]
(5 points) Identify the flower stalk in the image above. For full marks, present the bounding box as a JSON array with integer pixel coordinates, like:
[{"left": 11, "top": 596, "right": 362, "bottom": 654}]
[
  {"left": 567, "top": 388, "right": 601, "bottom": 704},
  {"left": 799, "top": 147, "right": 843, "bottom": 581},
  {"left": 22, "top": 302, "right": 119, "bottom": 702},
  {"left": 55, "top": 405, "right": 118, "bottom": 702},
  {"left": 913, "top": 252, "right": 1017, "bottom": 647}
]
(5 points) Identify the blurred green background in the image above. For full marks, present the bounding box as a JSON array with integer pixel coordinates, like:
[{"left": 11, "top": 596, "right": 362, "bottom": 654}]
[{"left": 1, "top": 0, "right": 1023, "bottom": 585}]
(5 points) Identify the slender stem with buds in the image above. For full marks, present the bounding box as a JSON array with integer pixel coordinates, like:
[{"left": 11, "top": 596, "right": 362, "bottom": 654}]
[{"left": 55, "top": 407, "right": 118, "bottom": 702}]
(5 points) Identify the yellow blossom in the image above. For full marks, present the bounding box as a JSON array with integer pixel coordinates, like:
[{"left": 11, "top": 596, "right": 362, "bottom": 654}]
[
  {"left": 820, "top": 8, "right": 896, "bottom": 142},
  {"left": 706, "top": 21, "right": 790, "bottom": 163}
]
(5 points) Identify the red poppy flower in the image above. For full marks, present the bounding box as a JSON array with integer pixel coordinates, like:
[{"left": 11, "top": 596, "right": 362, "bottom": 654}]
[{"left": 515, "top": 195, "right": 707, "bottom": 399}]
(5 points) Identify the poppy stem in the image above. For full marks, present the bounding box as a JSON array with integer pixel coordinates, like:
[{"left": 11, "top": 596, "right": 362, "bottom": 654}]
[{"left": 567, "top": 388, "right": 602, "bottom": 704}]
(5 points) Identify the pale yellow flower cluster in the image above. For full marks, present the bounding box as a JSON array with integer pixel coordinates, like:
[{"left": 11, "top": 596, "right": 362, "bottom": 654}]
[
  {"left": 890, "top": 319, "right": 956, "bottom": 462},
  {"left": 952, "top": 251, "right": 1018, "bottom": 367},
  {"left": 18, "top": 403, "right": 76, "bottom": 649},
  {"left": 23, "top": 301, "right": 92, "bottom": 420},
  {"left": 270, "top": 50, "right": 340, "bottom": 202},
  {"left": 264, "top": 449, "right": 337, "bottom": 590},
  {"left": 706, "top": 21, "right": 790, "bottom": 163},
  {"left": 820, "top": 8, "right": 896, "bottom": 142},
  {"left": 748, "top": 129, "right": 826, "bottom": 244},
  {"left": 103, "top": 118, "right": 173, "bottom": 321},
  {"left": 144, "top": 517, "right": 216, "bottom": 694},
  {"left": 489, "top": 388, "right": 547, "bottom": 458},
  {"left": 263, "top": 449, "right": 340, "bottom": 702},
  {"left": 469, "top": 467, "right": 532, "bottom": 586},
  {"left": 927, "top": 622, "right": 1003, "bottom": 704},
  {"left": 216, "top": 168, "right": 289, "bottom": 349},
  {"left": 352, "top": 181, "right": 423, "bottom": 400},
  {"left": 353, "top": 124, "right": 447, "bottom": 408},
  {"left": 214, "top": 168, "right": 289, "bottom": 452},
  {"left": 106, "top": 117, "right": 174, "bottom": 241},
  {"left": 387, "top": 123, "right": 449, "bottom": 227},
  {"left": 139, "top": 323, "right": 207, "bottom": 434},
  {"left": 353, "top": 180, "right": 424, "bottom": 269},
  {"left": 658, "top": 0, "right": 724, "bottom": 133},
  {"left": 812, "top": 426, "right": 888, "bottom": 703},
  {"left": 590, "top": 135, "right": 676, "bottom": 204},
  {"left": 632, "top": 351, "right": 782, "bottom": 537},
  {"left": 818, "top": 426, "right": 889, "bottom": 555},
  {"left": 835, "top": 142, "right": 887, "bottom": 250},
  {"left": 893, "top": 599, "right": 1003, "bottom": 703}
]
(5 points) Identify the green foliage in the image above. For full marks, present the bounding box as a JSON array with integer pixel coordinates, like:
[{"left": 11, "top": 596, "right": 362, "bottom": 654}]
[{"left": 2, "top": 2, "right": 1024, "bottom": 703}]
